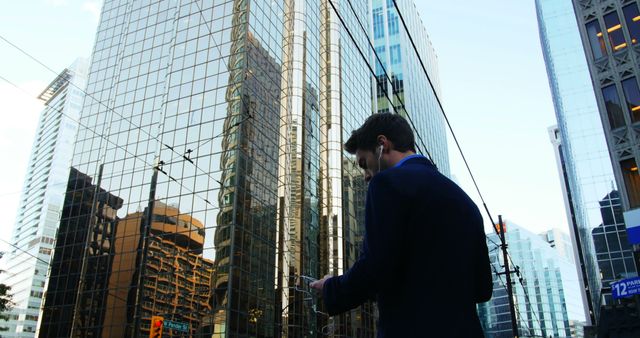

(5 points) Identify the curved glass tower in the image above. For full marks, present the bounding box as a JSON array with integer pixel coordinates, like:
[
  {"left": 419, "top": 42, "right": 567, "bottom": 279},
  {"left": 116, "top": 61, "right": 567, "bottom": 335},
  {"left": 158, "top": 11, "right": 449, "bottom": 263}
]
[{"left": 536, "top": 0, "right": 638, "bottom": 324}]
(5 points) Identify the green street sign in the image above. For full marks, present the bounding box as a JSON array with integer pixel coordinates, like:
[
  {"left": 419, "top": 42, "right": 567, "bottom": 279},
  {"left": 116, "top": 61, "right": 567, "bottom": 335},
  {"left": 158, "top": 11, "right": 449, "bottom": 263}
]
[{"left": 163, "top": 319, "right": 189, "bottom": 333}]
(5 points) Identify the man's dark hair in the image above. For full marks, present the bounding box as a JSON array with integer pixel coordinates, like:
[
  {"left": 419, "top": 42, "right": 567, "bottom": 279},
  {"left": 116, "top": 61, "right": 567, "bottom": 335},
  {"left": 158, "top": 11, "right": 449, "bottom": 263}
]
[{"left": 344, "top": 113, "right": 416, "bottom": 154}]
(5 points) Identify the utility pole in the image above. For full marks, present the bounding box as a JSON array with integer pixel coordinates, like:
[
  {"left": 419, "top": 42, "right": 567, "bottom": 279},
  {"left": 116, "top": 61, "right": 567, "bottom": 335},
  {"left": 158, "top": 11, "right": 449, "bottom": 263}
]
[
  {"left": 497, "top": 215, "right": 519, "bottom": 338},
  {"left": 132, "top": 159, "right": 160, "bottom": 337}
]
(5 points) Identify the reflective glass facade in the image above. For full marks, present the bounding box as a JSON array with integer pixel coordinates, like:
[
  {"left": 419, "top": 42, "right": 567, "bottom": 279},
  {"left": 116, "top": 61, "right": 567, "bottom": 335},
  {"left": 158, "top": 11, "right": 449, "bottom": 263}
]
[
  {"left": 569, "top": 0, "right": 640, "bottom": 318},
  {"left": 536, "top": 0, "right": 636, "bottom": 322},
  {"left": 38, "top": 0, "right": 379, "bottom": 337},
  {"left": 0, "top": 59, "right": 88, "bottom": 337},
  {"left": 370, "top": 0, "right": 450, "bottom": 176},
  {"left": 478, "top": 223, "right": 585, "bottom": 338}
]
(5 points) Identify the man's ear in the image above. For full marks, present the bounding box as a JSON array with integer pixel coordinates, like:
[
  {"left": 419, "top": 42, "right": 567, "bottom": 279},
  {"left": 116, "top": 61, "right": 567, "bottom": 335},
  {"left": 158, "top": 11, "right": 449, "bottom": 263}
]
[
  {"left": 377, "top": 135, "right": 389, "bottom": 152},
  {"left": 377, "top": 135, "right": 389, "bottom": 151}
]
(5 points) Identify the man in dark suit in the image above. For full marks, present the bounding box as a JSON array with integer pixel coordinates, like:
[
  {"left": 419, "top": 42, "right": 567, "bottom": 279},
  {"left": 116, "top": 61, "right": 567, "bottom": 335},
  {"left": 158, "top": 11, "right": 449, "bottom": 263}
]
[{"left": 310, "top": 113, "right": 492, "bottom": 337}]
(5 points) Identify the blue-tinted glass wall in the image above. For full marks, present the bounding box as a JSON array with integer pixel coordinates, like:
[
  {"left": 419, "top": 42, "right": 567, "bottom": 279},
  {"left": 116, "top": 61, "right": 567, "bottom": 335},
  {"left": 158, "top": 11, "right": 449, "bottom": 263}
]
[
  {"left": 569, "top": 0, "right": 640, "bottom": 314},
  {"left": 370, "top": 0, "right": 450, "bottom": 177}
]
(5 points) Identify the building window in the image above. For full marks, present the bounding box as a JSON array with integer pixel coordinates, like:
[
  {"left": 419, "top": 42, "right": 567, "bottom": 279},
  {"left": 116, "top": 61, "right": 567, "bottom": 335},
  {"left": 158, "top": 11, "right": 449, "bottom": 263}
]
[
  {"left": 376, "top": 75, "right": 387, "bottom": 98},
  {"left": 622, "top": 77, "right": 640, "bottom": 122},
  {"left": 602, "top": 85, "right": 626, "bottom": 129},
  {"left": 391, "top": 73, "right": 404, "bottom": 94},
  {"left": 586, "top": 20, "right": 607, "bottom": 59},
  {"left": 620, "top": 158, "right": 640, "bottom": 208},
  {"left": 388, "top": 12, "right": 399, "bottom": 35},
  {"left": 623, "top": 4, "right": 640, "bottom": 45},
  {"left": 390, "top": 45, "right": 401, "bottom": 64},
  {"left": 373, "top": 7, "right": 384, "bottom": 39},
  {"left": 375, "top": 46, "right": 386, "bottom": 75},
  {"left": 604, "top": 11, "right": 627, "bottom": 51}
]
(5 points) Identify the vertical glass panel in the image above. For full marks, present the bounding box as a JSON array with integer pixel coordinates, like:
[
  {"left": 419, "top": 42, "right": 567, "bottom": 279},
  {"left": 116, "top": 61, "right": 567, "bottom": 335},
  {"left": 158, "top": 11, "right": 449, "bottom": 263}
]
[
  {"left": 604, "top": 12, "right": 627, "bottom": 51},
  {"left": 602, "top": 85, "right": 625, "bottom": 129},
  {"left": 374, "top": 46, "right": 386, "bottom": 75},
  {"left": 623, "top": 4, "right": 640, "bottom": 45},
  {"left": 622, "top": 77, "right": 640, "bottom": 122},
  {"left": 387, "top": 12, "right": 399, "bottom": 35},
  {"left": 586, "top": 20, "right": 607, "bottom": 59},
  {"left": 373, "top": 7, "right": 384, "bottom": 39},
  {"left": 607, "top": 233, "right": 622, "bottom": 252},
  {"left": 390, "top": 44, "right": 401, "bottom": 64},
  {"left": 593, "top": 232, "right": 607, "bottom": 253},
  {"left": 620, "top": 158, "right": 640, "bottom": 208}
]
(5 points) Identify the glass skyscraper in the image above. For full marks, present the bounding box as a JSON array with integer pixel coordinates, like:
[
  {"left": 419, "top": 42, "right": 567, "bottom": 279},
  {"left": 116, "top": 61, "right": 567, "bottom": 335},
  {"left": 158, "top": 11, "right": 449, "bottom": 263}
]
[
  {"left": 0, "top": 58, "right": 87, "bottom": 337},
  {"left": 31, "top": 0, "right": 453, "bottom": 336},
  {"left": 478, "top": 223, "right": 586, "bottom": 338},
  {"left": 370, "top": 0, "right": 450, "bottom": 176},
  {"left": 535, "top": 0, "right": 638, "bottom": 323}
]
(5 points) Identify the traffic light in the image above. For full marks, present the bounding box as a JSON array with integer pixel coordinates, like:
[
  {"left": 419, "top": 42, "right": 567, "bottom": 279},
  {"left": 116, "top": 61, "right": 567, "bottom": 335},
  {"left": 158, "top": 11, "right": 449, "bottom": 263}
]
[
  {"left": 149, "top": 316, "right": 163, "bottom": 338},
  {"left": 494, "top": 222, "right": 507, "bottom": 234}
]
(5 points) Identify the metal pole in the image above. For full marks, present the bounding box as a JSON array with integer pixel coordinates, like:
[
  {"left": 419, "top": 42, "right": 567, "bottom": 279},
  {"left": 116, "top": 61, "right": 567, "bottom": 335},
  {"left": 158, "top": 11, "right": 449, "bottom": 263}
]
[
  {"left": 499, "top": 215, "right": 519, "bottom": 338},
  {"left": 132, "top": 163, "right": 159, "bottom": 337}
]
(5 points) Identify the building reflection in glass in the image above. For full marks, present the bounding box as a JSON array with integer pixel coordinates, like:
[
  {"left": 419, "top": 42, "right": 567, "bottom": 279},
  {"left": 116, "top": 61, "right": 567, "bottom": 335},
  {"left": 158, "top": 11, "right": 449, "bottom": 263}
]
[
  {"left": 591, "top": 190, "right": 638, "bottom": 304},
  {"left": 39, "top": 167, "right": 123, "bottom": 337},
  {"left": 206, "top": 16, "right": 282, "bottom": 336},
  {"left": 103, "top": 201, "right": 213, "bottom": 337},
  {"left": 38, "top": 0, "right": 383, "bottom": 336},
  {"left": 39, "top": 168, "right": 214, "bottom": 337}
]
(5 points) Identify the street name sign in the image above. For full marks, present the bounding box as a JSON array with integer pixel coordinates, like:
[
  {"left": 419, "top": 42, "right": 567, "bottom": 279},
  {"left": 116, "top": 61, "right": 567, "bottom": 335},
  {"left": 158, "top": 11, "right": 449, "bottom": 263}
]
[{"left": 163, "top": 319, "right": 189, "bottom": 333}]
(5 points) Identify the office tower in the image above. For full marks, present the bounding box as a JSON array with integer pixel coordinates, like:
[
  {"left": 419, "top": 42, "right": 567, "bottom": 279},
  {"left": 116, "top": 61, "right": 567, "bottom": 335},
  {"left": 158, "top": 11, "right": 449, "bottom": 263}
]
[
  {"left": 536, "top": 0, "right": 636, "bottom": 323},
  {"left": 371, "top": 0, "right": 450, "bottom": 176},
  {"left": 0, "top": 59, "right": 87, "bottom": 337},
  {"left": 592, "top": 191, "right": 637, "bottom": 297},
  {"left": 33, "top": 0, "right": 422, "bottom": 336},
  {"left": 478, "top": 222, "right": 586, "bottom": 338},
  {"left": 571, "top": 0, "right": 640, "bottom": 320},
  {"left": 572, "top": 0, "right": 640, "bottom": 214},
  {"left": 540, "top": 228, "right": 588, "bottom": 337}
]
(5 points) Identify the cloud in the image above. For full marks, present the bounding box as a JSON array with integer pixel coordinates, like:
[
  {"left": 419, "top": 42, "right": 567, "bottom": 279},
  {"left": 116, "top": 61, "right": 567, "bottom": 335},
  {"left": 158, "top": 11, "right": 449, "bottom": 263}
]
[{"left": 82, "top": 1, "right": 101, "bottom": 21}]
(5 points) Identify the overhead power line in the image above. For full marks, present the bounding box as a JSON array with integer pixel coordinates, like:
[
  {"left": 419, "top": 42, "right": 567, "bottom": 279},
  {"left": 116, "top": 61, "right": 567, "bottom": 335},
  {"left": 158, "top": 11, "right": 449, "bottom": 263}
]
[
  {"left": 2, "top": 1, "right": 539, "bottom": 334},
  {"left": 389, "top": 0, "right": 499, "bottom": 231},
  {"left": 326, "top": 2, "right": 546, "bottom": 335}
]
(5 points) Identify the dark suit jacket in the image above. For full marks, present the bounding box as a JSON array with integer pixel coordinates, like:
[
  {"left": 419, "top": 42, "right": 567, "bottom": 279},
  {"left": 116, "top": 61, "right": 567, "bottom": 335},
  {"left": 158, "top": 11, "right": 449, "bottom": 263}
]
[{"left": 322, "top": 156, "right": 492, "bottom": 337}]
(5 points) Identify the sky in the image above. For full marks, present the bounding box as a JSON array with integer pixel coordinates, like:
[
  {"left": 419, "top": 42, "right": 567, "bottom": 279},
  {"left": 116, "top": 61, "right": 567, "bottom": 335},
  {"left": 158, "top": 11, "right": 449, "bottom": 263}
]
[
  {"left": 416, "top": 1, "right": 567, "bottom": 235},
  {"left": 0, "top": 0, "right": 101, "bottom": 252},
  {"left": 0, "top": 0, "right": 569, "bottom": 251}
]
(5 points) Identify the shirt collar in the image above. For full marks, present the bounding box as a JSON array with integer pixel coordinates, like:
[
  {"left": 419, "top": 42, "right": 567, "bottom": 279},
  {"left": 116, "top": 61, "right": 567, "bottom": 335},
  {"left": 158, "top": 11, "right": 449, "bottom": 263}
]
[{"left": 393, "top": 154, "right": 426, "bottom": 168}]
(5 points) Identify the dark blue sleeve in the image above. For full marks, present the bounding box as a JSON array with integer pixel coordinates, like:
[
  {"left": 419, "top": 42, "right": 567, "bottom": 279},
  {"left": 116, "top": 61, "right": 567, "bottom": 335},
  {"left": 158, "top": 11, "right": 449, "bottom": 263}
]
[{"left": 322, "top": 174, "right": 407, "bottom": 315}]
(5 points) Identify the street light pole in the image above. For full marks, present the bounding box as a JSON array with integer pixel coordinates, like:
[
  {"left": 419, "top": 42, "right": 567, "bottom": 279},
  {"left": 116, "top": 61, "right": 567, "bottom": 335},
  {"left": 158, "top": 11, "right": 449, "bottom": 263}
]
[{"left": 498, "top": 215, "right": 519, "bottom": 338}]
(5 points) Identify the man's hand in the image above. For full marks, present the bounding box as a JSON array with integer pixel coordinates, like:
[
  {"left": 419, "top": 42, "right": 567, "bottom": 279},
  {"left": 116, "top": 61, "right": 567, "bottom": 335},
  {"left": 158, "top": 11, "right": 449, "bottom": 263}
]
[{"left": 309, "top": 275, "right": 332, "bottom": 291}]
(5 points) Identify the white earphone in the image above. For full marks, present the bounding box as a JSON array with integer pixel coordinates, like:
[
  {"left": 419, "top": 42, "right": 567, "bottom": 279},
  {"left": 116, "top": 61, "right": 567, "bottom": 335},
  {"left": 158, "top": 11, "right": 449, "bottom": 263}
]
[{"left": 377, "top": 144, "right": 383, "bottom": 172}]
